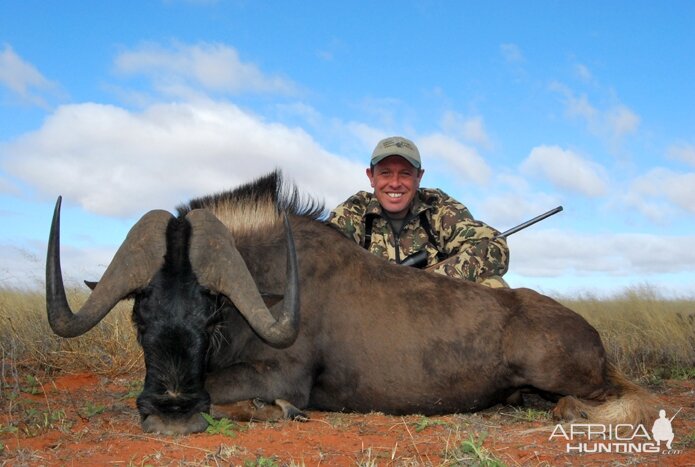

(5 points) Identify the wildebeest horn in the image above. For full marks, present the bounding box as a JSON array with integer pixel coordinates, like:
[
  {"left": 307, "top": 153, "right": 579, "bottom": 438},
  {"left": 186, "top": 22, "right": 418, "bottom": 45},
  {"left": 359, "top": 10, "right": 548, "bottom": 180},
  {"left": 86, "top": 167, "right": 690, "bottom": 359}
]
[
  {"left": 46, "top": 196, "right": 172, "bottom": 338},
  {"left": 186, "top": 209, "right": 299, "bottom": 348}
]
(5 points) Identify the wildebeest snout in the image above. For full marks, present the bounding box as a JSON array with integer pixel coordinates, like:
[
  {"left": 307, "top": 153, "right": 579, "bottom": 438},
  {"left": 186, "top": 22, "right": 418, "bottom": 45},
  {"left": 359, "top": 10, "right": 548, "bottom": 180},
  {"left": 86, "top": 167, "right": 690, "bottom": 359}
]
[{"left": 137, "top": 390, "right": 211, "bottom": 434}]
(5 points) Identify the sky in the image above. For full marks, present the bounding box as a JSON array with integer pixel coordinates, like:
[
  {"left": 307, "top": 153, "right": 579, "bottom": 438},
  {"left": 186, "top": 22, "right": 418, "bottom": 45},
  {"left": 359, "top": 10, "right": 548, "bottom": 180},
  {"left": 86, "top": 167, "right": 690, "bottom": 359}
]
[{"left": 1, "top": 1, "right": 694, "bottom": 298}]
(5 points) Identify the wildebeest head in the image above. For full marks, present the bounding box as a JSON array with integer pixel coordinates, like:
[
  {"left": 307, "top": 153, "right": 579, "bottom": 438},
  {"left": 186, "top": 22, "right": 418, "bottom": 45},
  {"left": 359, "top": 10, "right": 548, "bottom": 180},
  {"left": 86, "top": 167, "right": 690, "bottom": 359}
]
[{"left": 45, "top": 197, "right": 299, "bottom": 434}]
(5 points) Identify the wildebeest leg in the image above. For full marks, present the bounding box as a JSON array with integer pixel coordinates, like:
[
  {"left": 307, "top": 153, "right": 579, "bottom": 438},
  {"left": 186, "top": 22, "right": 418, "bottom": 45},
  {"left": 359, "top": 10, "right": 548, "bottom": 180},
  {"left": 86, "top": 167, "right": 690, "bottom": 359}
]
[
  {"left": 205, "top": 361, "right": 311, "bottom": 420},
  {"left": 210, "top": 398, "right": 306, "bottom": 421},
  {"left": 501, "top": 292, "right": 656, "bottom": 425},
  {"left": 505, "top": 390, "right": 524, "bottom": 406},
  {"left": 551, "top": 396, "right": 604, "bottom": 421},
  {"left": 211, "top": 399, "right": 282, "bottom": 421},
  {"left": 275, "top": 399, "right": 308, "bottom": 420},
  {"left": 503, "top": 294, "right": 610, "bottom": 402}
]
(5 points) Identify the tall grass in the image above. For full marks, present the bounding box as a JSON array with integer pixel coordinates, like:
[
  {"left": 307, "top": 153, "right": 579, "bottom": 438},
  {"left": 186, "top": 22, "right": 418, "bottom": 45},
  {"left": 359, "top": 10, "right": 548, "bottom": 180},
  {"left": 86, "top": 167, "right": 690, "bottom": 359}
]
[
  {"left": 559, "top": 285, "right": 695, "bottom": 381},
  {"left": 1, "top": 285, "right": 693, "bottom": 390},
  {"left": 0, "top": 287, "right": 142, "bottom": 395}
]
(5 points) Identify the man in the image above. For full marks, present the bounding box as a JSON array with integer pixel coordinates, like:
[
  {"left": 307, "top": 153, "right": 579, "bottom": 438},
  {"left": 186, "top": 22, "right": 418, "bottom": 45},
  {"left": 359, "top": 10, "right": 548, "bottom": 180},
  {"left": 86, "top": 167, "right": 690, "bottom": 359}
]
[
  {"left": 327, "top": 136, "right": 509, "bottom": 288},
  {"left": 651, "top": 409, "right": 675, "bottom": 450}
]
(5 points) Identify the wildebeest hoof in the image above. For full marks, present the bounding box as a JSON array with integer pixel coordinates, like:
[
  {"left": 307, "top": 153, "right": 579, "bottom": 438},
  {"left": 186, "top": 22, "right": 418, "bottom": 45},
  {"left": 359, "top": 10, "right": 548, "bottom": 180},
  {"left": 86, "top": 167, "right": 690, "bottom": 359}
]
[{"left": 275, "top": 399, "right": 308, "bottom": 421}]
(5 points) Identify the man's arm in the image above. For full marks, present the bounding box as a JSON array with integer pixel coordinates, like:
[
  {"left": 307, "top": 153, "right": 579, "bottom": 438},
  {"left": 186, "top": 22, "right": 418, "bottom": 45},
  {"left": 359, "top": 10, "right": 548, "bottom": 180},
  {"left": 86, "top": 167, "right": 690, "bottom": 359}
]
[
  {"left": 426, "top": 191, "right": 509, "bottom": 282},
  {"left": 326, "top": 192, "right": 370, "bottom": 245},
  {"left": 429, "top": 221, "right": 509, "bottom": 281}
]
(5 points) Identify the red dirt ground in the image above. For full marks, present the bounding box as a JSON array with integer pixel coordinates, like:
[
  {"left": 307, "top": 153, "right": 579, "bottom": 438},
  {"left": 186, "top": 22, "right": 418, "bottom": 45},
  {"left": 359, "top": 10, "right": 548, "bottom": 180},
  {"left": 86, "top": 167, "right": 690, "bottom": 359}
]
[{"left": 1, "top": 372, "right": 693, "bottom": 466}]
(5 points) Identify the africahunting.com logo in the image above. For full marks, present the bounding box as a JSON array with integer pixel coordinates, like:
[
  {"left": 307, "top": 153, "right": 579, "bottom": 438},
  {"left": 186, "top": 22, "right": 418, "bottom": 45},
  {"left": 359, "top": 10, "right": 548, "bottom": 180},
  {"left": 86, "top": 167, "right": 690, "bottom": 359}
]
[{"left": 549, "top": 408, "right": 683, "bottom": 455}]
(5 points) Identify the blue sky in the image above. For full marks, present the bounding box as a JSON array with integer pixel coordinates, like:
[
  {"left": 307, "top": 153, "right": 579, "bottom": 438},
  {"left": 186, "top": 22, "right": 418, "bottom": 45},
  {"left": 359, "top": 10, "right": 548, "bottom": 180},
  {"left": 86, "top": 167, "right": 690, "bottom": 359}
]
[{"left": 1, "top": 1, "right": 694, "bottom": 297}]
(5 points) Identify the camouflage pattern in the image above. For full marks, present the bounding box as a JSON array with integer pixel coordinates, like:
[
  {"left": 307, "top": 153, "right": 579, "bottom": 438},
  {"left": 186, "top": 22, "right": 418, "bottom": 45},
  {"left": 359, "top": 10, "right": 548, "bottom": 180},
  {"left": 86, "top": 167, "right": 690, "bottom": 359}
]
[{"left": 327, "top": 188, "right": 509, "bottom": 286}]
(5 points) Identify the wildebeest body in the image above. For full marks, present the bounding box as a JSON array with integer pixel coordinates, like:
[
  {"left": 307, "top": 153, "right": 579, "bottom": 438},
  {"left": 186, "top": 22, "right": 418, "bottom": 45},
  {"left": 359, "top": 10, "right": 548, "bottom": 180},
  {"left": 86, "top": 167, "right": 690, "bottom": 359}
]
[
  {"left": 204, "top": 216, "right": 605, "bottom": 415},
  {"left": 46, "top": 171, "right": 654, "bottom": 434}
]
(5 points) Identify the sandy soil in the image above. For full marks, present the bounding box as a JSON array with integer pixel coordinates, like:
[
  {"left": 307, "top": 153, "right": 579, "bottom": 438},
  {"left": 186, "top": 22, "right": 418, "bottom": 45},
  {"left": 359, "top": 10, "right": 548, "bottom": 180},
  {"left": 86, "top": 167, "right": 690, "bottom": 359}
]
[{"left": 1, "top": 372, "right": 693, "bottom": 466}]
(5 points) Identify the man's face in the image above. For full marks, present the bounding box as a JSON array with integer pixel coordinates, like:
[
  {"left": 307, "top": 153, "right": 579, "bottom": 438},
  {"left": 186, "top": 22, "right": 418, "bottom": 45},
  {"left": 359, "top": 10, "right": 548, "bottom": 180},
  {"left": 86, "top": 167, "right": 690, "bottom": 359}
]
[{"left": 366, "top": 155, "right": 424, "bottom": 218}]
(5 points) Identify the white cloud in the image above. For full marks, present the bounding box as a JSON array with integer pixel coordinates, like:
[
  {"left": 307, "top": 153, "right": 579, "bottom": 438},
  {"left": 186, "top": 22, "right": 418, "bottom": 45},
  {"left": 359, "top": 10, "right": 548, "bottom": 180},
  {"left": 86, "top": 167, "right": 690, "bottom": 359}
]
[
  {"left": 0, "top": 174, "right": 21, "bottom": 195},
  {"left": 510, "top": 230, "right": 695, "bottom": 277},
  {"left": 1, "top": 100, "right": 364, "bottom": 217},
  {"left": 114, "top": 42, "right": 297, "bottom": 96},
  {"left": 316, "top": 37, "right": 346, "bottom": 63},
  {"left": 0, "top": 241, "right": 114, "bottom": 290},
  {"left": 473, "top": 172, "right": 565, "bottom": 229},
  {"left": 667, "top": 142, "right": 695, "bottom": 167},
  {"left": 276, "top": 102, "right": 323, "bottom": 128},
  {"left": 574, "top": 63, "right": 593, "bottom": 83},
  {"left": 354, "top": 96, "right": 411, "bottom": 129},
  {"left": 441, "top": 111, "right": 492, "bottom": 149},
  {"left": 481, "top": 191, "right": 563, "bottom": 230},
  {"left": 418, "top": 134, "right": 491, "bottom": 185},
  {"left": 521, "top": 145, "right": 608, "bottom": 197},
  {"left": 619, "top": 191, "right": 674, "bottom": 224},
  {"left": 500, "top": 43, "right": 524, "bottom": 63},
  {"left": 0, "top": 44, "right": 58, "bottom": 107},
  {"left": 605, "top": 105, "right": 640, "bottom": 138},
  {"left": 631, "top": 168, "right": 695, "bottom": 216},
  {"left": 549, "top": 82, "right": 640, "bottom": 143},
  {"left": 565, "top": 92, "right": 597, "bottom": 121},
  {"left": 343, "top": 122, "right": 386, "bottom": 155}
]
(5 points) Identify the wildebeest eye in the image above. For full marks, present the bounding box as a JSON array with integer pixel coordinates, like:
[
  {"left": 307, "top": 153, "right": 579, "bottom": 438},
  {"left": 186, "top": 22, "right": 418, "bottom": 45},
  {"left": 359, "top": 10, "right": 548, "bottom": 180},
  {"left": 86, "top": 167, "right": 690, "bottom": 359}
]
[
  {"left": 205, "top": 305, "right": 225, "bottom": 329},
  {"left": 205, "top": 296, "right": 227, "bottom": 338},
  {"left": 206, "top": 321, "right": 222, "bottom": 336}
]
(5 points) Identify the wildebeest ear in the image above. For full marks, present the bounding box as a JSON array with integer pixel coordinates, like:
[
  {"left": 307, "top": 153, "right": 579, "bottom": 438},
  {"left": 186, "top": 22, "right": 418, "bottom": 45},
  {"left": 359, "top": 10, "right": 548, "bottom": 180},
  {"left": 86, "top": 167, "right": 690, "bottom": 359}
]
[
  {"left": 84, "top": 280, "right": 98, "bottom": 291},
  {"left": 260, "top": 292, "right": 283, "bottom": 308}
]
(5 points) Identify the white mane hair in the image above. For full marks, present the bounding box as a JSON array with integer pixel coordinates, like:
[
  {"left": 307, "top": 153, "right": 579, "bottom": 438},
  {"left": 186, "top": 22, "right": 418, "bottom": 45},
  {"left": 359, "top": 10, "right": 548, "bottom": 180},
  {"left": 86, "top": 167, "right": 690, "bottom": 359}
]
[{"left": 177, "top": 170, "right": 325, "bottom": 239}]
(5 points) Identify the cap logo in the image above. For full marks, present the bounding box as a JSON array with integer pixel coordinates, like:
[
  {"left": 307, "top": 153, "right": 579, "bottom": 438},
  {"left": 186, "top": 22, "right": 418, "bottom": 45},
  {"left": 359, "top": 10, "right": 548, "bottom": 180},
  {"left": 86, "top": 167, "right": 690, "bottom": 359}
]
[{"left": 383, "top": 139, "right": 413, "bottom": 150}]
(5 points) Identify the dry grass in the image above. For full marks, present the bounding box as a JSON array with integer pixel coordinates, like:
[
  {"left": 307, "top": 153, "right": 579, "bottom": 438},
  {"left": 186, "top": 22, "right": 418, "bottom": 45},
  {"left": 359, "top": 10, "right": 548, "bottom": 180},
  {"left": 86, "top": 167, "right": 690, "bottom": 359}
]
[
  {"left": 0, "top": 286, "right": 142, "bottom": 394},
  {"left": 1, "top": 284, "right": 693, "bottom": 389},
  {"left": 559, "top": 285, "right": 695, "bottom": 381}
]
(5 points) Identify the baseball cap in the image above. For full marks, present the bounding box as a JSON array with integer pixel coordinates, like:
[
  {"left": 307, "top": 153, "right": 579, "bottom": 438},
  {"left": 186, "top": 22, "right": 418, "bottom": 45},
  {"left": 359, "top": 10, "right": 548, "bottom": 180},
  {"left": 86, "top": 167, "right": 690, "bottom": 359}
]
[{"left": 370, "top": 136, "right": 421, "bottom": 169}]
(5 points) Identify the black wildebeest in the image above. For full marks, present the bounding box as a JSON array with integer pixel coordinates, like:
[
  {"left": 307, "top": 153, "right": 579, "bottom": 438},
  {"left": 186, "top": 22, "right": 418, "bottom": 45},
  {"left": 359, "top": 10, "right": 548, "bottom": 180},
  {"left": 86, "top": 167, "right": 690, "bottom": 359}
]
[{"left": 46, "top": 171, "right": 655, "bottom": 434}]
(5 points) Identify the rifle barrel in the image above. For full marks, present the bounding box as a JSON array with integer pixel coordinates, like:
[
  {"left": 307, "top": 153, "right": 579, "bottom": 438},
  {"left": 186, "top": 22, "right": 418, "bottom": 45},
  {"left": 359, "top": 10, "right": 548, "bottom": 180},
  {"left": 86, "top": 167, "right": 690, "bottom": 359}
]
[
  {"left": 669, "top": 407, "right": 682, "bottom": 422},
  {"left": 495, "top": 206, "right": 563, "bottom": 239}
]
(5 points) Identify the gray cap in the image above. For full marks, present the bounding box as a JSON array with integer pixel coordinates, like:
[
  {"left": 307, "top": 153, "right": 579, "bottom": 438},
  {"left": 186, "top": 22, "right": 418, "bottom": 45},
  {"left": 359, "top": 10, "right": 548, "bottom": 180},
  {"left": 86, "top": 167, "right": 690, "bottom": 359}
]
[{"left": 370, "top": 136, "right": 421, "bottom": 169}]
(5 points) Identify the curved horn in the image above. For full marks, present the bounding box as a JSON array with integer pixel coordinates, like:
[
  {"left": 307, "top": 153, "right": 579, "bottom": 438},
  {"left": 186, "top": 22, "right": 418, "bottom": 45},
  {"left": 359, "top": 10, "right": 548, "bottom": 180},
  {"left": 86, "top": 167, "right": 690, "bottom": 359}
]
[
  {"left": 186, "top": 209, "right": 299, "bottom": 348},
  {"left": 46, "top": 196, "right": 172, "bottom": 337}
]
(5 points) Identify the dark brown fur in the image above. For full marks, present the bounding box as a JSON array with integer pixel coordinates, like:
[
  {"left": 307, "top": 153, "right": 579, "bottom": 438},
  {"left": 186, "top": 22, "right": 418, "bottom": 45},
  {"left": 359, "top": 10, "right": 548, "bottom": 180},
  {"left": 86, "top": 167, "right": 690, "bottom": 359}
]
[{"left": 177, "top": 172, "right": 656, "bottom": 426}]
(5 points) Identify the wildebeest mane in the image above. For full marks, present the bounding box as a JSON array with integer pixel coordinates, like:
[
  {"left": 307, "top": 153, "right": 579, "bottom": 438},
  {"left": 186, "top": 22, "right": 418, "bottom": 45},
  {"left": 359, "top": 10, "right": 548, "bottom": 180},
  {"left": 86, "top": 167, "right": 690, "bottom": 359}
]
[{"left": 176, "top": 170, "right": 325, "bottom": 238}]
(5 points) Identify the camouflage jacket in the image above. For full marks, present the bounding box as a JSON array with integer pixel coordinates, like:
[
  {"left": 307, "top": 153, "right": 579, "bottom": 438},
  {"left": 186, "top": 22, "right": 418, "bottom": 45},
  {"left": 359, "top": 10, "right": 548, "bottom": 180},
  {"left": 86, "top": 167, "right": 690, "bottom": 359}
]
[{"left": 327, "top": 188, "right": 509, "bottom": 282}]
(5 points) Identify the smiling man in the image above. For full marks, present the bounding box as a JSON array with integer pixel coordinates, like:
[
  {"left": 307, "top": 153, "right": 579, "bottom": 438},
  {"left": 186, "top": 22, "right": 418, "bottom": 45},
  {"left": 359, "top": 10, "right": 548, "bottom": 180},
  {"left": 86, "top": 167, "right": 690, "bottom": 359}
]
[{"left": 327, "top": 136, "right": 509, "bottom": 287}]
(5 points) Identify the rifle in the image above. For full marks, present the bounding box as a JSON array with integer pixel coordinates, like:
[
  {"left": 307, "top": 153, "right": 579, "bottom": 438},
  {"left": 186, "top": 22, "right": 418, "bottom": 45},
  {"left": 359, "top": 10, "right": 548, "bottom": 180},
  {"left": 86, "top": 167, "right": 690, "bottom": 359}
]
[
  {"left": 400, "top": 206, "right": 563, "bottom": 269},
  {"left": 669, "top": 407, "right": 682, "bottom": 422},
  {"left": 494, "top": 206, "right": 563, "bottom": 239}
]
